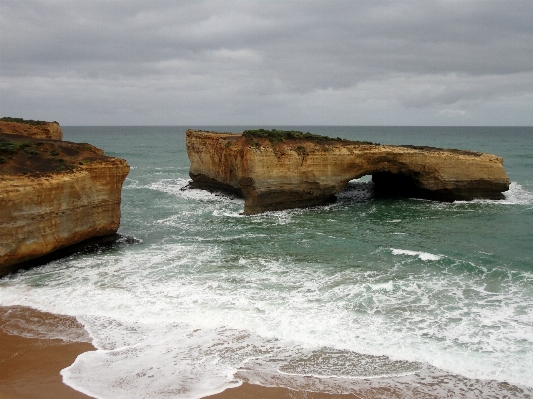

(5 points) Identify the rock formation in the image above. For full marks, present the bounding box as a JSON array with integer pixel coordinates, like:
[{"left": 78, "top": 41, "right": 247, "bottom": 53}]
[
  {"left": 0, "top": 117, "right": 62, "bottom": 140},
  {"left": 0, "top": 124, "right": 129, "bottom": 277},
  {"left": 186, "top": 130, "right": 510, "bottom": 215}
]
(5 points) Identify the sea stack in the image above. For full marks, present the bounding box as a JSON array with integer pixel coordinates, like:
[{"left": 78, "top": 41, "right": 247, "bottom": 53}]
[
  {"left": 186, "top": 129, "right": 510, "bottom": 215},
  {"left": 0, "top": 118, "right": 130, "bottom": 277}
]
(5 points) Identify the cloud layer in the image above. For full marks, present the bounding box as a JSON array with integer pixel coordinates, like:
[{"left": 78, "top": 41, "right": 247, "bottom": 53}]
[{"left": 1, "top": 1, "right": 532, "bottom": 125}]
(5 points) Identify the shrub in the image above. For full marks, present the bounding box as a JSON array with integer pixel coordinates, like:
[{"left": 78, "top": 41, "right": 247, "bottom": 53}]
[
  {"left": 296, "top": 145, "right": 306, "bottom": 155},
  {"left": 242, "top": 129, "right": 350, "bottom": 143},
  {"left": 24, "top": 148, "right": 40, "bottom": 156},
  {"left": 0, "top": 139, "right": 18, "bottom": 153},
  {"left": 0, "top": 117, "right": 47, "bottom": 125},
  {"left": 244, "top": 129, "right": 322, "bottom": 142}
]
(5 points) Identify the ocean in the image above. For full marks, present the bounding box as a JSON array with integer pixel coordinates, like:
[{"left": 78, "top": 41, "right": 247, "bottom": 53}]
[{"left": 1, "top": 126, "right": 532, "bottom": 398}]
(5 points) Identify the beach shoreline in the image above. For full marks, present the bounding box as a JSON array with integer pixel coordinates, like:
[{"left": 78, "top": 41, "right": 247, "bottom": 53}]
[
  {"left": 0, "top": 306, "right": 95, "bottom": 399},
  {"left": 1, "top": 305, "right": 531, "bottom": 399},
  {"left": 0, "top": 306, "right": 367, "bottom": 399},
  {"left": 203, "top": 383, "right": 364, "bottom": 399}
]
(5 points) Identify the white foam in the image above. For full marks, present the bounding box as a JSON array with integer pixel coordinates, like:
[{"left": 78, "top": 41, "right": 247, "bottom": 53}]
[
  {"left": 147, "top": 178, "right": 242, "bottom": 204},
  {"left": 454, "top": 182, "right": 533, "bottom": 206},
  {"left": 62, "top": 322, "right": 243, "bottom": 399},
  {"left": 336, "top": 180, "right": 374, "bottom": 202},
  {"left": 1, "top": 238, "right": 532, "bottom": 397},
  {"left": 502, "top": 182, "right": 533, "bottom": 205},
  {"left": 391, "top": 248, "right": 442, "bottom": 261}
]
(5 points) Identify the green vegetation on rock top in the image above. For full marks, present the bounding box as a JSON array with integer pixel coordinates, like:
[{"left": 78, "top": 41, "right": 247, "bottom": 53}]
[
  {"left": 242, "top": 129, "right": 343, "bottom": 143},
  {"left": 242, "top": 129, "right": 378, "bottom": 145},
  {"left": 0, "top": 117, "right": 50, "bottom": 125},
  {"left": 0, "top": 137, "right": 76, "bottom": 173},
  {"left": 0, "top": 138, "right": 30, "bottom": 153}
]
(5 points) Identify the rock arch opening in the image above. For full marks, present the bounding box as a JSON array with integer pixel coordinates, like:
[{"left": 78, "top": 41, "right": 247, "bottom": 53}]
[
  {"left": 340, "top": 171, "right": 428, "bottom": 202},
  {"left": 371, "top": 171, "right": 430, "bottom": 200}
]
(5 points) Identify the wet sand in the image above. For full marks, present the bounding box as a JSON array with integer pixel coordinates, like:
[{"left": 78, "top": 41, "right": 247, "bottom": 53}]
[
  {"left": 1, "top": 306, "right": 529, "bottom": 399},
  {"left": 0, "top": 316, "right": 363, "bottom": 399},
  {"left": 0, "top": 307, "right": 95, "bottom": 399},
  {"left": 203, "top": 383, "right": 373, "bottom": 399},
  {"left": 0, "top": 306, "right": 367, "bottom": 399}
]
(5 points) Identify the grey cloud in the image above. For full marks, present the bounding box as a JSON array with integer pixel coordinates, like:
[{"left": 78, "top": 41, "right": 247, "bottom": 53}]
[
  {"left": 393, "top": 72, "right": 533, "bottom": 108},
  {"left": 1, "top": 0, "right": 532, "bottom": 125}
]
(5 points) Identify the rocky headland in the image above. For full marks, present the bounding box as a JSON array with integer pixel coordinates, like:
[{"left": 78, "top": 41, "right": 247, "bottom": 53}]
[
  {"left": 0, "top": 120, "right": 129, "bottom": 277},
  {"left": 0, "top": 117, "right": 63, "bottom": 140},
  {"left": 186, "top": 129, "right": 510, "bottom": 215}
]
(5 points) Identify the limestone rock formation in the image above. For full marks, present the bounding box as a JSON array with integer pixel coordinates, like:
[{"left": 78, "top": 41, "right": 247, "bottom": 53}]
[
  {"left": 186, "top": 130, "right": 510, "bottom": 215},
  {"left": 0, "top": 118, "right": 62, "bottom": 140},
  {"left": 0, "top": 129, "right": 129, "bottom": 277}
]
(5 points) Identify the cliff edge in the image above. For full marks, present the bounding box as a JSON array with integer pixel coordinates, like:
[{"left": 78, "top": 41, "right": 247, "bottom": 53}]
[
  {"left": 186, "top": 129, "right": 510, "bottom": 215},
  {"left": 0, "top": 125, "right": 129, "bottom": 277},
  {"left": 0, "top": 117, "right": 62, "bottom": 140}
]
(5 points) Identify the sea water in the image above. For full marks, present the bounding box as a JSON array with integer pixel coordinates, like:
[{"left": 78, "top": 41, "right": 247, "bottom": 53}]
[{"left": 1, "top": 126, "right": 532, "bottom": 398}]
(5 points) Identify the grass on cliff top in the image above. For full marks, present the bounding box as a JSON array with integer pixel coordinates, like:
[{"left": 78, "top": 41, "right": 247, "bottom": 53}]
[
  {"left": 0, "top": 138, "right": 33, "bottom": 154},
  {"left": 0, "top": 136, "right": 106, "bottom": 173},
  {"left": 0, "top": 137, "right": 71, "bottom": 171},
  {"left": 242, "top": 129, "right": 378, "bottom": 145},
  {"left": 0, "top": 117, "right": 52, "bottom": 126}
]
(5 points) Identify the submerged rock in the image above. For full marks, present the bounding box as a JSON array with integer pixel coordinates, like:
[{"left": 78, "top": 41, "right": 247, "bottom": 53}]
[{"left": 186, "top": 129, "right": 510, "bottom": 215}]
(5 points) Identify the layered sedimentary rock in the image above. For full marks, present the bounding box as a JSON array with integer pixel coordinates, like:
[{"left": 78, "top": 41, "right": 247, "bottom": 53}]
[
  {"left": 186, "top": 130, "right": 510, "bottom": 215},
  {"left": 0, "top": 131, "right": 129, "bottom": 277},
  {"left": 0, "top": 118, "right": 62, "bottom": 140}
]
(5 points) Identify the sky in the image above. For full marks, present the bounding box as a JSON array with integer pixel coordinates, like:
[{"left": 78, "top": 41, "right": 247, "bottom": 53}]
[{"left": 1, "top": 0, "right": 532, "bottom": 126}]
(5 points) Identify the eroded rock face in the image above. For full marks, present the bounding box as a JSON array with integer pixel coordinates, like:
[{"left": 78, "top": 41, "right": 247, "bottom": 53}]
[
  {"left": 0, "top": 161, "right": 129, "bottom": 275},
  {"left": 186, "top": 130, "right": 510, "bottom": 215},
  {"left": 0, "top": 120, "right": 63, "bottom": 140},
  {"left": 0, "top": 129, "right": 129, "bottom": 277}
]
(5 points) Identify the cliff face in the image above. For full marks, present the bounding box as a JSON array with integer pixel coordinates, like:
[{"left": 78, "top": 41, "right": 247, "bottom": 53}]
[
  {"left": 0, "top": 131, "right": 129, "bottom": 277},
  {"left": 186, "top": 130, "right": 510, "bottom": 215},
  {"left": 0, "top": 120, "right": 62, "bottom": 140},
  {"left": 0, "top": 161, "right": 129, "bottom": 274}
]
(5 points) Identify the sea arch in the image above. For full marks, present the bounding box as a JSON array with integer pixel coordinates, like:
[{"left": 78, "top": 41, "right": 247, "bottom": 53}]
[{"left": 186, "top": 130, "right": 510, "bottom": 215}]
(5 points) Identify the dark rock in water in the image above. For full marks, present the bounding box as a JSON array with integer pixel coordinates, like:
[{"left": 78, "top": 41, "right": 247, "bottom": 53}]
[{"left": 0, "top": 234, "right": 142, "bottom": 278}]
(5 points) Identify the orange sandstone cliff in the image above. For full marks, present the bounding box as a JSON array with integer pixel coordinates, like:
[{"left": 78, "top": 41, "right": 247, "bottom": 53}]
[
  {"left": 186, "top": 130, "right": 510, "bottom": 215},
  {"left": 0, "top": 124, "right": 129, "bottom": 277},
  {"left": 0, "top": 117, "right": 63, "bottom": 140}
]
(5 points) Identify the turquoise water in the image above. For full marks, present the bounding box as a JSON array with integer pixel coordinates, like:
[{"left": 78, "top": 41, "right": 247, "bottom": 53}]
[{"left": 1, "top": 126, "right": 532, "bottom": 398}]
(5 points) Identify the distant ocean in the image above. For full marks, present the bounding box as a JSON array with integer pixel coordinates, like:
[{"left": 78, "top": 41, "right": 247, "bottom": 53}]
[{"left": 1, "top": 126, "right": 532, "bottom": 399}]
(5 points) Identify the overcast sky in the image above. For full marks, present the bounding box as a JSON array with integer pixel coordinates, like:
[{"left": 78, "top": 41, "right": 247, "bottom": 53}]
[{"left": 1, "top": 1, "right": 532, "bottom": 126}]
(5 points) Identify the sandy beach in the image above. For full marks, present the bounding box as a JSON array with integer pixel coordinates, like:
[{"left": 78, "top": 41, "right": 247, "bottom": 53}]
[
  {"left": 0, "top": 306, "right": 369, "bottom": 399},
  {"left": 0, "top": 307, "right": 95, "bottom": 399},
  {"left": 1, "top": 305, "right": 529, "bottom": 399},
  {"left": 204, "top": 383, "right": 364, "bottom": 399}
]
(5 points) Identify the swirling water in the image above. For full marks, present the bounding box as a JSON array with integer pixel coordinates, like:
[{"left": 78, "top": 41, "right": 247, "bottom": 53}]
[{"left": 1, "top": 126, "right": 532, "bottom": 398}]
